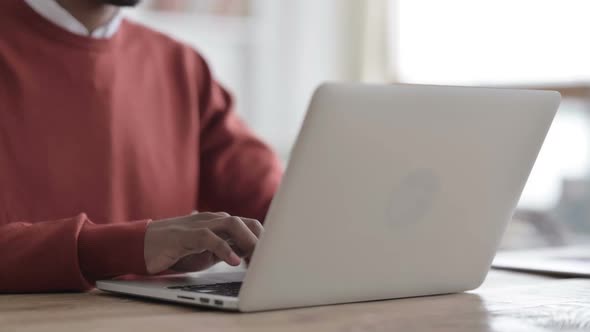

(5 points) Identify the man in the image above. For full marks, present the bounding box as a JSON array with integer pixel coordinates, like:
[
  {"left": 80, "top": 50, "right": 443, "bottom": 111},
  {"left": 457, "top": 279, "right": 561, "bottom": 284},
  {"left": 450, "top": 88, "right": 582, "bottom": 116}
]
[{"left": 0, "top": 0, "right": 283, "bottom": 293}]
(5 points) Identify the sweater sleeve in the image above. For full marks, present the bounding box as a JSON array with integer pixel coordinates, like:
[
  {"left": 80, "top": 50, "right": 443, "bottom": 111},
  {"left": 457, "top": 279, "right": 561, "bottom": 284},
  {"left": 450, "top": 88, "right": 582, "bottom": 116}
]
[
  {"left": 0, "top": 213, "right": 148, "bottom": 293},
  {"left": 196, "top": 55, "right": 283, "bottom": 222}
]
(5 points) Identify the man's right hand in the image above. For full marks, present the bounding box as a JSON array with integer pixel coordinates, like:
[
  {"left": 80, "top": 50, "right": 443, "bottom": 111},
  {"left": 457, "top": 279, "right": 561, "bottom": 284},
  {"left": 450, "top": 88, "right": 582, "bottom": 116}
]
[{"left": 144, "top": 212, "right": 263, "bottom": 275}]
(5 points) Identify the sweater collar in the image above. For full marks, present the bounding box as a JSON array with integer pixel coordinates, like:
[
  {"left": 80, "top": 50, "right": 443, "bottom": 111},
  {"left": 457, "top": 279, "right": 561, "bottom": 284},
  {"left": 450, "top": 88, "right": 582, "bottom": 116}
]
[{"left": 24, "top": 0, "right": 123, "bottom": 39}]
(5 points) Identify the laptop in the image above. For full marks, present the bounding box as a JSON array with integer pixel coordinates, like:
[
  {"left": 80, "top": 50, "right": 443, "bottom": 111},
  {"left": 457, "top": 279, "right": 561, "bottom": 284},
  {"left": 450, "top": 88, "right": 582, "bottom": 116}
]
[
  {"left": 97, "top": 83, "right": 561, "bottom": 312},
  {"left": 493, "top": 245, "right": 590, "bottom": 277}
]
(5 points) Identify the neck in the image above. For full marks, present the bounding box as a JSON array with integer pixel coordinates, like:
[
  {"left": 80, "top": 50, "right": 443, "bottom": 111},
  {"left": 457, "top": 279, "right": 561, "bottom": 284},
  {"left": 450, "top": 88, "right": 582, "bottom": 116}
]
[{"left": 55, "top": 0, "right": 118, "bottom": 33}]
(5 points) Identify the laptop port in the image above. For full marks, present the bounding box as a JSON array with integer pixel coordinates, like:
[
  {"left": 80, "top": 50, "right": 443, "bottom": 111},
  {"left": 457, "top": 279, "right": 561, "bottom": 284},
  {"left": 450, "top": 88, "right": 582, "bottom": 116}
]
[
  {"left": 200, "top": 298, "right": 210, "bottom": 304},
  {"left": 177, "top": 296, "right": 195, "bottom": 301},
  {"left": 214, "top": 300, "right": 223, "bottom": 306}
]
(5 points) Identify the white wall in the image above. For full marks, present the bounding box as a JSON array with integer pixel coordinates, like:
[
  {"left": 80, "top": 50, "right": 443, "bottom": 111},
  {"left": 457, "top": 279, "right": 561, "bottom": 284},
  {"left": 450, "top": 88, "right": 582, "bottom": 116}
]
[
  {"left": 252, "top": 0, "right": 366, "bottom": 155},
  {"left": 127, "top": 1, "right": 369, "bottom": 156}
]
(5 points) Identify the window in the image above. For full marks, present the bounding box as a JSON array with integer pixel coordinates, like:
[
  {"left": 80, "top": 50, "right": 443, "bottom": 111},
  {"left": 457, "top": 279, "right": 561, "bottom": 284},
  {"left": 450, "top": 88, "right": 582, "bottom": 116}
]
[
  {"left": 391, "top": 0, "right": 590, "bottom": 84},
  {"left": 391, "top": 0, "right": 590, "bottom": 247}
]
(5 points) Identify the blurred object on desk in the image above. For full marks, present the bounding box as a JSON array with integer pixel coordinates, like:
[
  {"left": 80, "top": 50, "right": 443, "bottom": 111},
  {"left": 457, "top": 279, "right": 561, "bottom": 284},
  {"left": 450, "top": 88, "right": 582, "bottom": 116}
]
[
  {"left": 500, "top": 210, "right": 570, "bottom": 251},
  {"left": 555, "top": 177, "right": 590, "bottom": 234}
]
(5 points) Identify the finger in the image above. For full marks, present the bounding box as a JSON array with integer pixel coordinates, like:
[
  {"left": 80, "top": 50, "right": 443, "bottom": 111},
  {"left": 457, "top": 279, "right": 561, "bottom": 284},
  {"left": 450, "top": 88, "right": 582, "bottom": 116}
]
[
  {"left": 191, "top": 212, "right": 224, "bottom": 220},
  {"left": 235, "top": 218, "right": 262, "bottom": 263},
  {"left": 240, "top": 218, "right": 264, "bottom": 238},
  {"left": 210, "top": 217, "right": 258, "bottom": 258},
  {"left": 183, "top": 229, "right": 241, "bottom": 266},
  {"left": 172, "top": 253, "right": 221, "bottom": 272},
  {"left": 189, "top": 212, "right": 231, "bottom": 222}
]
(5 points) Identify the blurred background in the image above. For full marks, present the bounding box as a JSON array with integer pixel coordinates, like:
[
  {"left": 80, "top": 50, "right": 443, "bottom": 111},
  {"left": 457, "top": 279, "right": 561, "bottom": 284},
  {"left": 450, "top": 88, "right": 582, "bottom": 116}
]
[{"left": 124, "top": 0, "right": 590, "bottom": 250}]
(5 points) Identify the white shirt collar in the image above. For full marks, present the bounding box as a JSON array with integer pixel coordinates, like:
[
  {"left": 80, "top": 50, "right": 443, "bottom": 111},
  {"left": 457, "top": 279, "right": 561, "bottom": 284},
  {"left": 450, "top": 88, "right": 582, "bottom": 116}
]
[{"left": 24, "top": 0, "right": 123, "bottom": 39}]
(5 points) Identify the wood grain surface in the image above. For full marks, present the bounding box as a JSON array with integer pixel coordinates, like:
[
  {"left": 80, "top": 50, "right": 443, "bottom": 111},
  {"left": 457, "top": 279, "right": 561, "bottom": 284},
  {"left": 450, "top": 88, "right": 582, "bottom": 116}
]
[{"left": 1, "top": 271, "right": 588, "bottom": 332}]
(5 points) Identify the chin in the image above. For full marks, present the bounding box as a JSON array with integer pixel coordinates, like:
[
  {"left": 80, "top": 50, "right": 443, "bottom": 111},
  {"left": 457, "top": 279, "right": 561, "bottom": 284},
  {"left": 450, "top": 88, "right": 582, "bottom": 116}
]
[{"left": 102, "top": 0, "right": 142, "bottom": 6}]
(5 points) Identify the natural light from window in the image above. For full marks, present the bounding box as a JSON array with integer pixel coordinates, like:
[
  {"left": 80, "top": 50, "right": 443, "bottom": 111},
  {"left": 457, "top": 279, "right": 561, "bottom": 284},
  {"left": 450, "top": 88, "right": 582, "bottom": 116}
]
[
  {"left": 391, "top": 0, "right": 590, "bottom": 213},
  {"left": 392, "top": 0, "right": 590, "bottom": 84}
]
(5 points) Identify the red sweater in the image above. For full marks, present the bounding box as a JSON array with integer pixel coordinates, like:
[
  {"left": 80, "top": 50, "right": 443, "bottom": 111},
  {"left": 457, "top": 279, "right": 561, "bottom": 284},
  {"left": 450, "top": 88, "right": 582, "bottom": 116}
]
[{"left": 0, "top": 0, "right": 282, "bottom": 293}]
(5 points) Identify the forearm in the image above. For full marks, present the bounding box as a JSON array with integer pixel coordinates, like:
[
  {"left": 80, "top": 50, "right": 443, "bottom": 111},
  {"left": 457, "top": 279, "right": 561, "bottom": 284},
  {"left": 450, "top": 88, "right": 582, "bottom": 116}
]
[{"left": 0, "top": 213, "right": 149, "bottom": 293}]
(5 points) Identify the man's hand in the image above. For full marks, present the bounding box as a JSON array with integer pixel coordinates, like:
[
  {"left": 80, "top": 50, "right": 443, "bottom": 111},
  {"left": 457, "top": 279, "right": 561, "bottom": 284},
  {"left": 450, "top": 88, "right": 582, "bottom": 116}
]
[{"left": 144, "top": 212, "right": 263, "bottom": 275}]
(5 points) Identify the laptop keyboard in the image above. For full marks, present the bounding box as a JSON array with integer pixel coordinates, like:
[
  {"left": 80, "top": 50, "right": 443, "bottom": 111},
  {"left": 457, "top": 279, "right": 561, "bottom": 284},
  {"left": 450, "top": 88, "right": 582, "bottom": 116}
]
[{"left": 169, "top": 282, "right": 242, "bottom": 297}]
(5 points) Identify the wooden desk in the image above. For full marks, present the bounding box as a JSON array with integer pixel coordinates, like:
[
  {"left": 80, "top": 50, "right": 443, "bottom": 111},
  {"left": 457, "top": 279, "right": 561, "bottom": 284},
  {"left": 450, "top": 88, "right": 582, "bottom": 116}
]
[{"left": 1, "top": 271, "right": 588, "bottom": 332}]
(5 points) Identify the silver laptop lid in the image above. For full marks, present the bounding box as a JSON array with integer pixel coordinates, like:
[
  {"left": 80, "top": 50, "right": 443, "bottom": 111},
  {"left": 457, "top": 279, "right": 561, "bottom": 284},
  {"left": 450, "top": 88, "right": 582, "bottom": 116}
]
[{"left": 239, "top": 83, "right": 560, "bottom": 312}]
